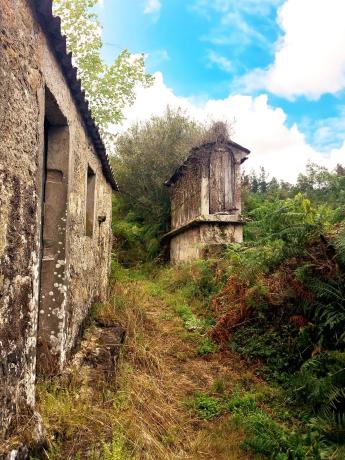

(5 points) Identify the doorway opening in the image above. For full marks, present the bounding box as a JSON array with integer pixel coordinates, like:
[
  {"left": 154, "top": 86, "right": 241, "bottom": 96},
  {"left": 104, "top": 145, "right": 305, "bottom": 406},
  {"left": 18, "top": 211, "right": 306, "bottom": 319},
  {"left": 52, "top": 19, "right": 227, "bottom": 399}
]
[{"left": 37, "top": 88, "right": 69, "bottom": 374}]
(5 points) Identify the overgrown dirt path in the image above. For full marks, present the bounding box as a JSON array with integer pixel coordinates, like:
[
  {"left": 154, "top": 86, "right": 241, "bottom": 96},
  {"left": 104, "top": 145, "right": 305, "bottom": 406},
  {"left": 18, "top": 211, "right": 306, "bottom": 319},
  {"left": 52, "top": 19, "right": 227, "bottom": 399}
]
[
  {"left": 37, "top": 271, "right": 260, "bottom": 459},
  {"left": 121, "top": 277, "right": 257, "bottom": 460}
]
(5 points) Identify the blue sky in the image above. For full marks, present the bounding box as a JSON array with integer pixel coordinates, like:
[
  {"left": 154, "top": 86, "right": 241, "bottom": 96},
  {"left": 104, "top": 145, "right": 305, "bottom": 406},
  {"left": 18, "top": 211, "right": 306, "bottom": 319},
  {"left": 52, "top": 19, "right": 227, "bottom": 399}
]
[{"left": 97, "top": 0, "right": 345, "bottom": 181}]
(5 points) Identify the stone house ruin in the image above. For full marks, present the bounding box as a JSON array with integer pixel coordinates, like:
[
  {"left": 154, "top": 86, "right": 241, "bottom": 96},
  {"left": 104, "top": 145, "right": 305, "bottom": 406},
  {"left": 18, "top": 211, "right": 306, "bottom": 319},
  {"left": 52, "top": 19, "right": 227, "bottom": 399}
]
[
  {"left": 0, "top": 0, "right": 117, "bottom": 450},
  {"left": 165, "top": 134, "right": 250, "bottom": 263}
]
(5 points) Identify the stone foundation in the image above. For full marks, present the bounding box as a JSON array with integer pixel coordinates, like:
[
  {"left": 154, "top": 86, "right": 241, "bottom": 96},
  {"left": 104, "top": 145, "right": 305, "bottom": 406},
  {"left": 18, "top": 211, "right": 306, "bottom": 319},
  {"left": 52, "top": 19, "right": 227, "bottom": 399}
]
[{"left": 170, "top": 222, "right": 243, "bottom": 264}]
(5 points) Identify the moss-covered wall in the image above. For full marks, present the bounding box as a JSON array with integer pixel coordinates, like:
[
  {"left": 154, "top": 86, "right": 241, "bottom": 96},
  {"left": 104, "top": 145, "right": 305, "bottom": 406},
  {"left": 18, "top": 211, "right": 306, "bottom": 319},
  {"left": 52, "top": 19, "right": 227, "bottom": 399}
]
[{"left": 0, "top": 0, "right": 113, "bottom": 450}]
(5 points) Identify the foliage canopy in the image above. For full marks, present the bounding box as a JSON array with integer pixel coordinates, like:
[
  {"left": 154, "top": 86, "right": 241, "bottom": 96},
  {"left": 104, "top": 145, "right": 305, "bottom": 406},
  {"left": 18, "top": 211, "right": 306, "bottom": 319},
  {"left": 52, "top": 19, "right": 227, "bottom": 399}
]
[
  {"left": 53, "top": 0, "right": 153, "bottom": 143},
  {"left": 111, "top": 108, "right": 208, "bottom": 262}
]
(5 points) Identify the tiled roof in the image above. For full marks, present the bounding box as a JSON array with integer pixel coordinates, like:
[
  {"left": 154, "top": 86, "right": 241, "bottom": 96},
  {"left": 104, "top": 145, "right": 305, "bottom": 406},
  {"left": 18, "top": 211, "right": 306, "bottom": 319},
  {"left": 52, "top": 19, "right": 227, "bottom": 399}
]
[
  {"left": 30, "top": 0, "right": 118, "bottom": 191},
  {"left": 165, "top": 140, "right": 250, "bottom": 187}
]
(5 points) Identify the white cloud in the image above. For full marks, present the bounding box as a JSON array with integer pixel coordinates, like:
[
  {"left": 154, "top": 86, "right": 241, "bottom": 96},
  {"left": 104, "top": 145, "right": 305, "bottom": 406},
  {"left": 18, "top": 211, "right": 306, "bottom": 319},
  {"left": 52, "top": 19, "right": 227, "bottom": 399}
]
[
  {"left": 118, "top": 72, "right": 345, "bottom": 182},
  {"left": 242, "top": 0, "right": 345, "bottom": 99},
  {"left": 195, "top": 2, "right": 272, "bottom": 49},
  {"left": 192, "top": 0, "right": 282, "bottom": 17},
  {"left": 207, "top": 51, "right": 233, "bottom": 73},
  {"left": 144, "top": 0, "right": 161, "bottom": 14}
]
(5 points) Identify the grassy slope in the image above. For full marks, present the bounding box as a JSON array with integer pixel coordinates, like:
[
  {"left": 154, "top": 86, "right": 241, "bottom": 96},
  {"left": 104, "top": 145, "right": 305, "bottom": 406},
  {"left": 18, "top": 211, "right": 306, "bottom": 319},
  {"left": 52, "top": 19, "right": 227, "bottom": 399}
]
[
  {"left": 36, "top": 260, "right": 333, "bottom": 459},
  {"left": 35, "top": 266, "right": 265, "bottom": 459}
]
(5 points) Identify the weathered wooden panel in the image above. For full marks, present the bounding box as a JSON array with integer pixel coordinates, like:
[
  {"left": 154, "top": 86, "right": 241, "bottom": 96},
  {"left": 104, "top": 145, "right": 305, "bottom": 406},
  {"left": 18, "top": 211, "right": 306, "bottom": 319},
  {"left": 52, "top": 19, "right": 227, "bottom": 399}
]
[
  {"left": 209, "top": 149, "right": 225, "bottom": 213},
  {"left": 209, "top": 149, "right": 235, "bottom": 214},
  {"left": 224, "top": 151, "right": 235, "bottom": 211},
  {"left": 171, "top": 161, "right": 202, "bottom": 230}
]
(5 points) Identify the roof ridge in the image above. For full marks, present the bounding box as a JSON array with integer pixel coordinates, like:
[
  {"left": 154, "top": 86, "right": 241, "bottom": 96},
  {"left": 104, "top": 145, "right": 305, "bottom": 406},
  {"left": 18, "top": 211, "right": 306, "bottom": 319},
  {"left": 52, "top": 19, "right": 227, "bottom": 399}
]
[{"left": 165, "top": 139, "right": 250, "bottom": 187}]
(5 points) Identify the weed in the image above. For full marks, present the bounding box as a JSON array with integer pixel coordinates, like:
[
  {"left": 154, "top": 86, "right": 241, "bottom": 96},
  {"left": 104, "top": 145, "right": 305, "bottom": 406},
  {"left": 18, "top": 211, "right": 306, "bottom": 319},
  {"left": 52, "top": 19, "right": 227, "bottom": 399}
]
[
  {"left": 187, "top": 392, "right": 223, "bottom": 420},
  {"left": 225, "top": 388, "right": 258, "bottom": 415},
  {"left": 230, "top": 324, "right": 306, "bottom": 381},
  {"left": 196, "top": 337, "right": 219, "bottom": 356},
  {"left": 211, "top": 378, "right": 227, "bottom": 395},
  {"left": 97, "top": 436, "right": 131, "bottom": 460},
  {"left": 225, "top": 387, "right": 329, "bottom": 459},
  {"left": 171, "top": 302, "right": 204, "bottom": 331}
]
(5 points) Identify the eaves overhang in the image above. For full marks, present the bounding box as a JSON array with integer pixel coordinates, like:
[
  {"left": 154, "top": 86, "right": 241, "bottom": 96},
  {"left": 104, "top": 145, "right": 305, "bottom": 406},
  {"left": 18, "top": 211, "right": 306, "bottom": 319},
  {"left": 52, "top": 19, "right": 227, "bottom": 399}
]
[{"left": 29, "top": 0, "right": 119, "bottom": 191}]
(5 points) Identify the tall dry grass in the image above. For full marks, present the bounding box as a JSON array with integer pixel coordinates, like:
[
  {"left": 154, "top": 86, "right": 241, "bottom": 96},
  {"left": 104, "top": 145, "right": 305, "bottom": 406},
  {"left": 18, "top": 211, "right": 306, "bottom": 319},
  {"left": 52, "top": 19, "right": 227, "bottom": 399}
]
[{"left": 36, "top": 273, "right": 253, "bottom": 459}]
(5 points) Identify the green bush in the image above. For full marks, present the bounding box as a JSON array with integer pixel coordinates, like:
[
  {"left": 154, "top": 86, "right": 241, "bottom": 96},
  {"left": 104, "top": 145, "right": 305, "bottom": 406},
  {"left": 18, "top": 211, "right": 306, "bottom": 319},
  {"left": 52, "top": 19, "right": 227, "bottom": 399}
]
[
  {"left": 230, "top": 324, "right": 312, "bottom": 382},
  {"left": 291, "top": 352, "right": 345, "bottom": 442},
  {"left": 245, "top": 193, "right": 331, "bottom": 254},
  {"left": 196, "top": 337, "right": 219, "bottom": 356},
  {"left": 187, "top": 392, "right": 223, "bottom": 420},
  {"left": 218, "top": 192, "right": 345, "bottom": 455},
  {"left": 227, "top": 389, "right": 327, "bottom": 459}
]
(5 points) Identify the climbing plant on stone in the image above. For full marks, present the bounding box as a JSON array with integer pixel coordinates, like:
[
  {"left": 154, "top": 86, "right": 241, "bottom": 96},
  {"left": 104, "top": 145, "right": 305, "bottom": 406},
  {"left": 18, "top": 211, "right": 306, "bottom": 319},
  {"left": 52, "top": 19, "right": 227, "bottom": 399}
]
[{"left": 53, "top": 0, "right": 153, "bottom": 145}]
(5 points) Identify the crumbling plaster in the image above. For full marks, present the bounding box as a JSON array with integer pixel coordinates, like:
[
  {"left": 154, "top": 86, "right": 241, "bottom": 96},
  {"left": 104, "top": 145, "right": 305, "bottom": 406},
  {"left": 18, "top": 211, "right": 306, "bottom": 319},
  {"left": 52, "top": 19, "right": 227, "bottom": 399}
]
[{"left": 38, "top": 34, "right": 113, "bottom": 370}]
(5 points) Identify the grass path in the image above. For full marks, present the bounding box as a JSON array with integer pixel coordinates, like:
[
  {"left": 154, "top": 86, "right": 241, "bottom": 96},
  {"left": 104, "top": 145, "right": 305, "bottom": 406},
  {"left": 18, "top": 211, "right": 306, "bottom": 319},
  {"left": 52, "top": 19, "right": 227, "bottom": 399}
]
[
  {"left": 36, "top": 271, "right": 260, "bottom": 459},
  {"left": 124, "top": 277, "right": 257, "bottom": 459}
]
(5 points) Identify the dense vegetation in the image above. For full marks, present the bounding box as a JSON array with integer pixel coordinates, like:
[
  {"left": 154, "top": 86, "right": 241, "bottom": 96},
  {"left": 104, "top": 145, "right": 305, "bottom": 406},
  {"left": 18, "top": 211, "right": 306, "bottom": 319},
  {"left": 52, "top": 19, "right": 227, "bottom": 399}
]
[
  {"left": 186, "top": 163, "right": 345, "bottom": 458},
  {"left": 210, "top": 173, "right": 345, "bottom": 458},
  {"left": 110, "top": 113, "right": 345, "bottom": 458}
]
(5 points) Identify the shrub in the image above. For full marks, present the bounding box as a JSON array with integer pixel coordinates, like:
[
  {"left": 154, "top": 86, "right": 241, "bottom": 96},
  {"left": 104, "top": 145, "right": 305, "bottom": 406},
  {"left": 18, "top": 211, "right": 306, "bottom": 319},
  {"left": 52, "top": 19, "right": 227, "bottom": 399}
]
[
  {"left": 227, "top": 389, "right": 327, "bottom": 459},
  {"left": 291, "top": 352, "right": 345, "bottom": 443},
  {"left": 230, "top": 324, "right": 310, "bottom": 381},
  {"left": 196, "top": 337, "right": 219, "bottom": 356},
  {"left": 187, "top": 392, "right": 223, "bottom": 420}
]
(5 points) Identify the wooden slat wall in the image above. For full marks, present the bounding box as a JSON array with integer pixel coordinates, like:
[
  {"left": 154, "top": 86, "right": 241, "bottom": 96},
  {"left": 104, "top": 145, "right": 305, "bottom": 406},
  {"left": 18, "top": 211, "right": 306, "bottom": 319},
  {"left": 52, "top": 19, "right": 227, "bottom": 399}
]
[
  {"left": 209, "top": 149, "right": 235, "bottom": 214},
  {"left": 170, "top": 146, "right": 238, "bottom": 232},
  {"left": 171, "top": 161, "right": 201, "bottom": 230}
]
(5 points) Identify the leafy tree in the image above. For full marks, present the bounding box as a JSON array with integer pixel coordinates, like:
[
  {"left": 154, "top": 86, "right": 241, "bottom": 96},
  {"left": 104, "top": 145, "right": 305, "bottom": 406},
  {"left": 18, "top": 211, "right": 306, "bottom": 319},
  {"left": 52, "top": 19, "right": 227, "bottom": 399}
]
[
  {"left": 53, "top": 0, "right": 153, "bottom": 144},
  {"left": 294, "top": 162, "right": 345, "bottom": 208},
  {"left": 111, "top": 108, "right": 207, "bottom": 260},
  {"left": 242, "top": 169, "right": 293, "bottom": 215}
]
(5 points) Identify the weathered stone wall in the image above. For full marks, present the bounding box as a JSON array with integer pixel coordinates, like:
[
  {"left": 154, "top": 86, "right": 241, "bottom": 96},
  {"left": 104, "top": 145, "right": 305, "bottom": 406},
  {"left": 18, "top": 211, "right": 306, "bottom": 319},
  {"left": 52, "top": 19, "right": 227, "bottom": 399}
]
[
  {"left": 38, "top": 28, "right": 113, "bottom": 369},
  {"left": 170, "top": 223, "right": 242, "bottom": 264},
  {"left": 170, "top": 227, "right": 201, "bottom": 263},
  {"left": 0, "top": 0, "right": 113, "bottom": 448},
  {"left": 0, "top": 0, "right": 43, "bottom": 442}
]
